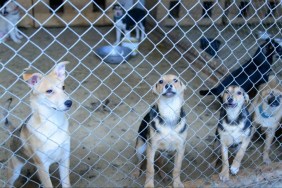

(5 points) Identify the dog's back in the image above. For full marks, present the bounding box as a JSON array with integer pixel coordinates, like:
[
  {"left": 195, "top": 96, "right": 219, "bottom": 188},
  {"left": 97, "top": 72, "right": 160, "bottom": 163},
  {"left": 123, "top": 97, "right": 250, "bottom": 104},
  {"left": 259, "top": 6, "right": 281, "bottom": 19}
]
[{"left": 123, "top": 8, "right": 146, "bottom": 30}]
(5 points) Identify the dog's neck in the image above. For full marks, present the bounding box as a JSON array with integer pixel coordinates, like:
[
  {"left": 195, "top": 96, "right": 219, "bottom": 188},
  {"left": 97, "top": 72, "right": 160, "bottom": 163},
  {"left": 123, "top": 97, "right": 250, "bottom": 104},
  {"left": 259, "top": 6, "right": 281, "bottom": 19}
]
[
  {"left": 30, "top": 97, "right": 67, "bottom": 129},
  {"left": 157, "top": 95, "right": 184, "bottom": 124},
  {"left": 259, "top": 103, "right": 279, "bottom": 119},
  {"left": 114, "top": 15, "right": 123, "bottom": 22},
  {"left": 224, "top": 104, "right": 244, "bottom": 123}
]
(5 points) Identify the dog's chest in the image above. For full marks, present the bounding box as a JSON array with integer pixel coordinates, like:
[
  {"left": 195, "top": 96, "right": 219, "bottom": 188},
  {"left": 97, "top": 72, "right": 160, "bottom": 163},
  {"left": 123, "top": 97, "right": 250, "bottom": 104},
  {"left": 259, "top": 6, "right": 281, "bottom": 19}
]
[
  {"left": 219, "top": 121, "right": 249, "bottom": 146},
  {"left": 152, "top": 118, "right": 187, "bottom": 151},
  {"left": 25, "top": 116, "right": 70, "bottom": 161}
]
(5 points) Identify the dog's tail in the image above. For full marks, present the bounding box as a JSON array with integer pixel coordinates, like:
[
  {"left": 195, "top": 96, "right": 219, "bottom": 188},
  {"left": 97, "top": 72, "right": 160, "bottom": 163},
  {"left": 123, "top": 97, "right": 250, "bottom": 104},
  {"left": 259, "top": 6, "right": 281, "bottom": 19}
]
[{"left": 2, "top": 98, "right": 12, "bottom": 127}]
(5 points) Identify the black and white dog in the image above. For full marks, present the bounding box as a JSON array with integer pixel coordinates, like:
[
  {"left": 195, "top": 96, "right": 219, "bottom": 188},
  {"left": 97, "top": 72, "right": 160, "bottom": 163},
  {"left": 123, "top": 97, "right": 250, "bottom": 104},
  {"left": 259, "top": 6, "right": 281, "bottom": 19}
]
[
  {"left": 211, "top": 86, "right": 252, "bottom": 182},
  {"left": 112, "top": 4, "right": 146, "bottom": 45},
  {"left": 0, "top": 0, "right": 22, "bottom": 43},
  {"left": 200, "top": 32, "right": 282, "bottom": 97}
]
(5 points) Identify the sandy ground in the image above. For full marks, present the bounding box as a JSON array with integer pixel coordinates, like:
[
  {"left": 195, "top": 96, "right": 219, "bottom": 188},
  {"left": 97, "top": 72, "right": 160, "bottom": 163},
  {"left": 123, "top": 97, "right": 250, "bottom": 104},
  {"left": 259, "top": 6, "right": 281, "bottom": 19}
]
[{"left": 0, "top": 24, "right": 282, "bottom": 187}]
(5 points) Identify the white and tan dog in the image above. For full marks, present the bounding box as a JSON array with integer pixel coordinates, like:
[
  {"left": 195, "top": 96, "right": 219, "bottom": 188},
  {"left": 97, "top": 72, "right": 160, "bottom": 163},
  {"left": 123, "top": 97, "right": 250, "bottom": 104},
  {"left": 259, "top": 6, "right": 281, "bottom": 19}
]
[
  {"left": 5, "top": 61, "right": 72, "bottom": 187},
  {"left": 253, "top": 75, "right": 282, "bottom": 164},
  {"left": 133, "top": 74, "right": 187, "bottom": 188},
  {"left": 212, "top": 86, "right": 252, "bottom": 182},
  {"left": 0, "top": 0, "right": 23, "bottom": 43}
]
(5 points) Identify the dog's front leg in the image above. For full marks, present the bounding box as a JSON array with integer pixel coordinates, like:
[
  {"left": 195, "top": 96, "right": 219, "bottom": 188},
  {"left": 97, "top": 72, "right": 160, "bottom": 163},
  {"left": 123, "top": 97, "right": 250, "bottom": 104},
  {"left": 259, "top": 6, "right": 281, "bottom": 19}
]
[
  {"left": 15, "top": 28, "right": 23, "bottom": 39},
  {"left": 59, "top": 152, "right": 71, "bottom": 187},
  {"left": 230, "top": 138, "right": 250, "bottom": 174},
  {"left": 145, "top": 145, "right": 156, "bottom": 188},
  {"left": 219, "top": 143, "right": 229, "bottom": 182},
  {"left": 115, "top": 27, "right": 122, "bottom": 45},
  {"left": 263, "top": 128, "right": 275, "bottom": 164},
  {"left": 8, "top": 25, "right": 21, "bottom": 43},
  {"left": 124, "top": 29, "right": 131, "bottom": 41},
  {"left": 172, "top": 147, "right": 185, "bottom": 188},
  {"left": 139, "top": 23, "right": 145, "bottom": 42},
  {"left": 35, "top": 161, "right": 53, "bottom": 187},
  {"left": 135, "top": 26, "right": 140, "bottom": 41}
]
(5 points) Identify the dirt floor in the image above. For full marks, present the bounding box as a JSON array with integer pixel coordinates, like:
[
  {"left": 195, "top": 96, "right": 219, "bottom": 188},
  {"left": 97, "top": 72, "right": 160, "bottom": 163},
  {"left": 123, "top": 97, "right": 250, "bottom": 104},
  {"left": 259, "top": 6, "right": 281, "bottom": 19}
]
[{"left": 0, "top": 24, "right": 282, "bottom": 187}]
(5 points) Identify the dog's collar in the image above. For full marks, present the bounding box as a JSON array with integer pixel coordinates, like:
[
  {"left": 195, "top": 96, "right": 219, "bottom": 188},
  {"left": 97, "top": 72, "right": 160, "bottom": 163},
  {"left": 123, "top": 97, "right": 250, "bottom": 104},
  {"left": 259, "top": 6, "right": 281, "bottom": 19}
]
[{"left": 259, "top": 104, "right": 273, "bottom": 118}]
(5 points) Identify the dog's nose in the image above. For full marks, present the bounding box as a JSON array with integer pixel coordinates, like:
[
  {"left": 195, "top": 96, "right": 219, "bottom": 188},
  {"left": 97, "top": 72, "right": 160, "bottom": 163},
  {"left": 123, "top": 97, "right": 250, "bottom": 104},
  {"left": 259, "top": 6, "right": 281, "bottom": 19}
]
[
  {"left": 64, "top": 100, "right": 72, "bottom": 108},
  {"left": 227, "top": 97, "right": 233, "bottom": 103},
  {"left": 165, "top": 84, "right": 172, "bottom": 90}
]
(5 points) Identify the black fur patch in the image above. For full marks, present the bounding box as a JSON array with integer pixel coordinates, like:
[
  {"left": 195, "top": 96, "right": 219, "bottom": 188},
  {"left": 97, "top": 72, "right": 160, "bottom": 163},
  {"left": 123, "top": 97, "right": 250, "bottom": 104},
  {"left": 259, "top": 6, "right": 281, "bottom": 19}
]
[
  {"left": 218, "top": 105, "right": 252, "bottom": 137},
  {"left": 137, "top": 105, "right": 186, "bottom": 141}
]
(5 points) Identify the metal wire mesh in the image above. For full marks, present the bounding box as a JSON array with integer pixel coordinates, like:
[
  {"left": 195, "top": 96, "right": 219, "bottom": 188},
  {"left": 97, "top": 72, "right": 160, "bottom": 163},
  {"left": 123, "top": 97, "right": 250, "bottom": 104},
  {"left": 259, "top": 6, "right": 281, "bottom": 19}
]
[{"left": 1, "top": 0, "right": 282, "bottom": 187}]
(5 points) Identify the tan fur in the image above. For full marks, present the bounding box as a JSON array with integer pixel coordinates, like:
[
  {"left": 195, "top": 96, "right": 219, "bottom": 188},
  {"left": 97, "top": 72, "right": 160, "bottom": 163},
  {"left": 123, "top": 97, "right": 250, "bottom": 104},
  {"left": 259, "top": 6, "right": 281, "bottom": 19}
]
[
  {"left": 133, "top": 74, "right": 187, "bottom": 188},
  {"left": 7, "top": 61, "right": 72, "bottom": 188},
  {"left": 216, "top": 86, "right": 252, "bottom": 182},
  {"left": 253, "top": 75, "right": 282, "bottom": 164}
]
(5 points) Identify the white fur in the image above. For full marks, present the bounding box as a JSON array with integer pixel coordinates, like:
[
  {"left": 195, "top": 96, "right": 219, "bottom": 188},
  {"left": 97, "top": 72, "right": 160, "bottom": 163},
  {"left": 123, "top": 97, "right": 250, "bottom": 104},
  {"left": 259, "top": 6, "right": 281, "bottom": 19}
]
[{"left": 0, "top": 0, "right": 22, "bottom": 43}]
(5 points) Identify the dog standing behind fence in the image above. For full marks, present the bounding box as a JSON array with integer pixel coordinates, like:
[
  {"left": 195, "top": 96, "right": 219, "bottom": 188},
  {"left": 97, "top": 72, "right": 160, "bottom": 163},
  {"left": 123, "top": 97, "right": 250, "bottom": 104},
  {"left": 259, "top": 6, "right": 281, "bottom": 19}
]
[
  {"left": 133, "top": 74, "right": 187, "bottom": 188},
  {"left": 4, "top": 61, "right": 72, "bottom": 187},
  {"left": 211, "top": 86, "right": 252, "bottom": 182},
  {"left": 253, "top": 75, "right": 282, "bottom": 164},
  {"left": 0, "top": 0, "right": 23, "bottom": 43},
  {"left": 199, "top": 32, "right": 282, "bottom": 98},
  {"left": 113, "top": 3, "right": 146, "bottom": 45}
]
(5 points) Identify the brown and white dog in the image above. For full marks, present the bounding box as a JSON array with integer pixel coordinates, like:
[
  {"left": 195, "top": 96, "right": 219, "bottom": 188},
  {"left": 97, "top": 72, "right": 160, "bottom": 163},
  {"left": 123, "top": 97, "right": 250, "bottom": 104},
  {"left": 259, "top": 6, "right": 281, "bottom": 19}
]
[
  {"left": 0, "top": 0, "right": 23, "bottom": 43},
  {"left": 133, "top": 74, "right": 187, "bottom": 188},
  {"left": 212, "top": 86, "right": 252, "bottom": 182},
  {"left": 4, "top": 61, "right": 72, "bottom": 187},
  {"left": 253, "top": 75, "right": 282, "bottom": 164}
]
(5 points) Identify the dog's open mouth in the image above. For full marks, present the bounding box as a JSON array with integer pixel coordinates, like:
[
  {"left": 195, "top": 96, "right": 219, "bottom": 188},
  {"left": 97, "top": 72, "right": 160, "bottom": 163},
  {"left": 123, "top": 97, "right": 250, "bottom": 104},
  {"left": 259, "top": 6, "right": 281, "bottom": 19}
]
[
  {"left": 226, "top": 103, "right": 237, "bottom": 108},
  {"left": 163, "top": 91, "right": 176, "bottom": 97}
]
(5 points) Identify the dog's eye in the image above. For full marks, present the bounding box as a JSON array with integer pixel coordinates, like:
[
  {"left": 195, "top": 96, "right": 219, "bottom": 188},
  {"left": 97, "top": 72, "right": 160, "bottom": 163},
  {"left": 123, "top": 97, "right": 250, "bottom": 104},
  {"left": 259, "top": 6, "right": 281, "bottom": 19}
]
[
  {"left": 173, "top": 78, "right": 178, "bottom": 83},
  {"left": 237, "top": 91, "right": 242, "bottom": 95},
  {"left": 62, "top": 86, "right": 65, "bottom": 90},
  {"left": 46, "top": 89, "right": 53, "bottom": 94},
  {"left": 159, "top": 80, "right": 163, "bottom": 84}
]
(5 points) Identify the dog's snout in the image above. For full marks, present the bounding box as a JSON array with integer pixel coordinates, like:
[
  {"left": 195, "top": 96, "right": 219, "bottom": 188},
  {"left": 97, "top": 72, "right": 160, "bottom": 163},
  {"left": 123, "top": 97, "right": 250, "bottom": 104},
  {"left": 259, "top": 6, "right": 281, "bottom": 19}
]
[
  {"left": 165, "top": 84, "right": 172, "bottom": 90},
  {"left": 227, "top": 97, "right": 233, "bottom": 103},
  {"left": 64, "top": 100, "right": 72, "bottom": 108},
  {"left": 268, "top": 96, "right": 280, "bottom": 107}
]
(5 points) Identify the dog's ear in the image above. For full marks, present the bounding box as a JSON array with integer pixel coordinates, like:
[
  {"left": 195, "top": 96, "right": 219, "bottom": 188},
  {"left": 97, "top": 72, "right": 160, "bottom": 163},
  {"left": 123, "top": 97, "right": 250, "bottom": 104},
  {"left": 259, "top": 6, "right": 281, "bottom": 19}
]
[
  {"left": 53, "top": 61, "right": 69, "bottom": 81},
  {"left": 152, "top": 83, "right": 158, "bottom": 95},
  {"left": 268, "top": 75, "right": 279, "bottom": 88},
  {"left": 23, "top": 73, "right": 42, "bottom": 88},
  {"left": 180, "top": 79, "right": 186, "bottom": 91},
  {"left": 243, "top": 91, "right": 249, "bottom": 104}
]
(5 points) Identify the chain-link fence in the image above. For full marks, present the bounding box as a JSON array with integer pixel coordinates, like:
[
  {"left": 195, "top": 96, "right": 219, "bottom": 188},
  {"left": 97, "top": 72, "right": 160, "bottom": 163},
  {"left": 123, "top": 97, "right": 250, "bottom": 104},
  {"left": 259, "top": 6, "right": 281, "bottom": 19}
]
[{"left": 1, "top": 0, "right": 282, "bottom": 187}]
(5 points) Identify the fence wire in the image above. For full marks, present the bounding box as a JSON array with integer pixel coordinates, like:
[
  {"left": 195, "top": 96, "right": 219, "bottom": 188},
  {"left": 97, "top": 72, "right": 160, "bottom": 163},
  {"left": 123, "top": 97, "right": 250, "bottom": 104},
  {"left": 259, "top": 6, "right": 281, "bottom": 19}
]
[{"left": 1, "top": 0, "right": 282, "bottom": 187}]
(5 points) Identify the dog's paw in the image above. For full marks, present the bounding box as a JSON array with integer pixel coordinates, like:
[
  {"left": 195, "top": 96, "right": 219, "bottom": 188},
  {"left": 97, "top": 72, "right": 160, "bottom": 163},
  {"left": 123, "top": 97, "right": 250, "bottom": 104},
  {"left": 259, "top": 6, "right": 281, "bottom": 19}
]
[
  {"left": 17, "top": 34, "right": 23, "bottom": 39},
  {"left": 144, "top": 180, "right": 154, "bottom": 188},
  {"left": 173, "top": 180, "right": 184, "bottom": 188},
  {"left": 263, "top": 157, "right": 271, "bottom": 165},
  {"left": 230, "top": 166, "right": 239, "bottom": 175},
  {"left": 219, "top": 172, "right": 229, "bottom": 182},
  {"left": 13, "top": 39, "right": 21, "bottom": 44},
  {"left": 131, "top": 169, "right": 141, "bottom": 179}
]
